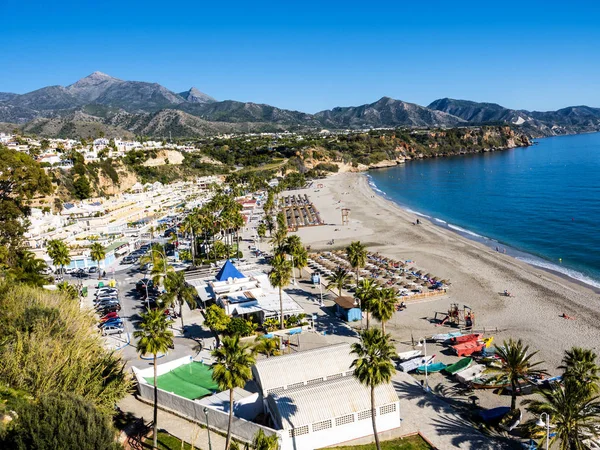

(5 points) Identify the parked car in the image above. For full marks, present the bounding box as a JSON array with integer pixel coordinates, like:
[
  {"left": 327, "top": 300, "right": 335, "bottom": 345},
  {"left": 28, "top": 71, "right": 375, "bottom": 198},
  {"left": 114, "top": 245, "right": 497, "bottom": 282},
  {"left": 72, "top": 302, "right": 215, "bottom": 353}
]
[
  {"left": 102, "top": 325, "right": 124, "bottom": 336},
  {"left": 121, "top": 256, "right": 134, "bottom": 264},
  {"left": 95, "top": 288, "right": 118, "bottom": 297},
  {"left": 100, "top": 318, "right": 123, "bottom": 328},
  {"left": 136, "top": 278, "right": 154, "bottom": 292},
  {"left": 88, "top": 266, "right": 99, "bottom": 273},
  {"left": 95, "top": 300, "right": 120, "bottom": 310},
  {"left": 98, "top": 304, "right": 121, "bottom": 314},
  {"left": 100, "top": 312, "right": 119, "bottom": 321},
  {"left": 94, "top": 295, "right": 119, "bottom": 304}
]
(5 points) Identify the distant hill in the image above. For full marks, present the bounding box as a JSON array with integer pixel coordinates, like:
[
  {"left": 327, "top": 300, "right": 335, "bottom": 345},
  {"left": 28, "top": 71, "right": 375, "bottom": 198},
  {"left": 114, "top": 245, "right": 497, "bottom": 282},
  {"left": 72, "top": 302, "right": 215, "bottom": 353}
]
[
  {"left": 316, "top": 97, "right": 465, "bottom": 128},
  {"left": 2, "top": 72, "right": 600, "bottom": 138}
]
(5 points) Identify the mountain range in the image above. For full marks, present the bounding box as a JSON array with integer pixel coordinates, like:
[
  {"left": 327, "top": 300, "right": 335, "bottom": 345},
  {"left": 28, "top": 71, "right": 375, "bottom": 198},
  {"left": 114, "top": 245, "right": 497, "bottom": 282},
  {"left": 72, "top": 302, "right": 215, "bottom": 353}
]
[{"left": 2, "top": 72, "right": 600, "bottom": 138}]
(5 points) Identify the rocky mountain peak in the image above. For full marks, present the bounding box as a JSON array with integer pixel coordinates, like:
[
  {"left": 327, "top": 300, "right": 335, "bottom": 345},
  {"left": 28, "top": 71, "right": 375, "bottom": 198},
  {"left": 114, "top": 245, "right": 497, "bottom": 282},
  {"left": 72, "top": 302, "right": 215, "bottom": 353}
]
[
  {"left": 179, "top": 87, "right": 216, "bottom": 104},
  {"left": 66, "top": 71, "right": 122, "bottom": 102}
]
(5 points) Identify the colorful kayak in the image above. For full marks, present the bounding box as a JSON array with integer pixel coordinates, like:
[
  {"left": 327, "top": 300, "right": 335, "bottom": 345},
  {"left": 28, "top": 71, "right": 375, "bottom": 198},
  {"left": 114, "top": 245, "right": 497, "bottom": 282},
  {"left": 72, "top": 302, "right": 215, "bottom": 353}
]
[
  {"left": 416, "top": 362, "right": 446, "bottom": 374},
  {"left": 432, "top": 331, "right": 462, "bottom": 342},
  {"left": 397, "top": 349, "right": 422, "bottom": 361},
  {"left": 444, "top": 357, "right": 472, "bottom": 375},
  {"left": 452, "top": 340, "right": 485, "bottom": 357},
  {"left": 449, "top": 333, "right": 482, "bottom": 344},
  {"left": 398, "top": 355, "right": 435, "bottom": 372}
]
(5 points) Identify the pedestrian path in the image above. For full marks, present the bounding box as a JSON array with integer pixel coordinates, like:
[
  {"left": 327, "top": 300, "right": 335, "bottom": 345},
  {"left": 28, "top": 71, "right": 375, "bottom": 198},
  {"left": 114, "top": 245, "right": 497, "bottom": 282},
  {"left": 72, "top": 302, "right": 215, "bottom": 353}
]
[{"left": 119, "top": 394, "right": 227, "bottom": 449}]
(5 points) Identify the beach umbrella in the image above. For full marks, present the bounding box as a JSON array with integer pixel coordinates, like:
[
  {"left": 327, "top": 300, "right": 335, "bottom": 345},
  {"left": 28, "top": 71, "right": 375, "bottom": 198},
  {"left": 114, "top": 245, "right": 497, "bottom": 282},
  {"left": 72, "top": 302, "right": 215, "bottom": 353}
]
[{"left": 425, "top": 273, "right": 432, "bottom": 279}]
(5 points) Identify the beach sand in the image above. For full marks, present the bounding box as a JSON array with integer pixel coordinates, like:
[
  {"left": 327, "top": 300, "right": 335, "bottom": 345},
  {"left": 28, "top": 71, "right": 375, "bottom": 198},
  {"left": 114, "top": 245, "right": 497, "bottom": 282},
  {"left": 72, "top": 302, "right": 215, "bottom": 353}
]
[{"left": 292, "top": 172, "right": 600, "bottom": 371}]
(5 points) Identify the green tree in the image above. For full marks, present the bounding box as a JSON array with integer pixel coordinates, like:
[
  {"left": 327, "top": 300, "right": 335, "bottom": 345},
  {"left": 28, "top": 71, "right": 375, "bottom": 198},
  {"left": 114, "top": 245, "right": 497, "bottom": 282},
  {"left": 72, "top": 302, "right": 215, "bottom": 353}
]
[
  {"left": 140, "top": 244, "right": 173, "bottom": 288},
  {"left": 356, "top": 279, "right": 378, "bottom": 329},
  {"left": 271, "top": 228, "right": 288, "bottom": 255},
  {"left": 57, "top": 281, "right": 78, "bottom": 300},
  {"left": 257, "top": 222, "right": 267, "bottom": 241},
  {"left": 134, "top": 309, "right": 174, "bottom": 450},
  {"left": 47, "top": 239, "right": 70, "bottom": 275},
  {"left": 204, "top": 304, "right": 230, "bottom": 346},
  {"left": 211, "top": 335, "right": 256, "bottom": 450},
  {"left": 252, "top": 428, "right": 279, "bottom": 450},
  {"left": 268, "top": 253, "right": 292, "bottom": 329},
  {"left": 253, "top": 337, "right": 280, "bottom": 358},
  {"left": 9, "top": 251, "right": 51, "bottom": 287},
  {"left": 525, "top": 378, "right": 600, "bottom": 450},
  {"left": 559, "top": 347, "right": 600, "bottom": 393},
  {"left": 491, "top": 338, "right": 547, "bottom": 410},
  {"left": 0, "top": 393, "right": 121, "bottom": 450},
  {"left": 351, "top": 328, "right": 395, "bottom": 450},
  {"left": 90, "top": 243, "right": 105, "bottom": 279},
  {"left": 327, "top": 267, "right": 350, "bottom": 297},
  {"left": 162, "top": 270, "right": 197, "bottom": 332},
  {"left": 347, "top": 241, "right": 367, "bottom": 290},
  {"left": 370, "top": 288, "right": 396, "bottom": 334},
  {"left": 284, "top": 235, "right": 307, "bottom": 279},
  {"left": 0, "top": 148, "right": 52, "bottom": 267},
  {"left": 73, "top": 175, "right": 92, "bottom": 200}
]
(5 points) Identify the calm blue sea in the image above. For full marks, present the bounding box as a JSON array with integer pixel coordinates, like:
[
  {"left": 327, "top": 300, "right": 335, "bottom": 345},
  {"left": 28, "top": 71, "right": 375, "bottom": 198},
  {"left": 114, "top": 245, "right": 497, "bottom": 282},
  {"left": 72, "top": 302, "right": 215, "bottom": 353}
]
[{"left": 367, "top": 132, "right": 600, "bottom": 289}]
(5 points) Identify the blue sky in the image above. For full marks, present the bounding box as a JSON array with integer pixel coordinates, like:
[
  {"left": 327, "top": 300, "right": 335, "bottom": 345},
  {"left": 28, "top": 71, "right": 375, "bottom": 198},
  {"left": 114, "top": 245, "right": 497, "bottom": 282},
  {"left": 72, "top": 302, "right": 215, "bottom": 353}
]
[{"left": 2, "top": 0, "right": 600, "bottom": 113}]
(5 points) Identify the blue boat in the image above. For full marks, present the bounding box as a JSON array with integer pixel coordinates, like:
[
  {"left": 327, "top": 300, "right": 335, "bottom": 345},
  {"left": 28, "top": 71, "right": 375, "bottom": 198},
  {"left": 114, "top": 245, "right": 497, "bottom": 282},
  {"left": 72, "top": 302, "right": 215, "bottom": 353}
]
[{"left": 478, "top": 406, "right": 510, "bottom": 423}]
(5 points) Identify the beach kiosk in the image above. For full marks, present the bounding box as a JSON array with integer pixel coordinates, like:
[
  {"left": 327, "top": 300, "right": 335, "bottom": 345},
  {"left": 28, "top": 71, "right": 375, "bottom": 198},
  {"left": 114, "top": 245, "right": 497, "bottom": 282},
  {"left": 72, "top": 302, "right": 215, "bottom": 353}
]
[{"left": 333, "top": 296, "right": 362, "bottom": 322}]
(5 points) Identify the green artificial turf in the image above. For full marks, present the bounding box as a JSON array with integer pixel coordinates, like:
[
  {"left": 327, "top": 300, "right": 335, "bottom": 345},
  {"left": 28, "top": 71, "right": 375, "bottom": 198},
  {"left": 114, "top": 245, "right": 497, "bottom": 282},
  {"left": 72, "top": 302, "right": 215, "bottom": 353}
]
[
  {"left": 144, "top": 361, "right": 219, "bottom": 400},
  {"left": 326, "top": 434, "right": 434, "bottom": 450}
]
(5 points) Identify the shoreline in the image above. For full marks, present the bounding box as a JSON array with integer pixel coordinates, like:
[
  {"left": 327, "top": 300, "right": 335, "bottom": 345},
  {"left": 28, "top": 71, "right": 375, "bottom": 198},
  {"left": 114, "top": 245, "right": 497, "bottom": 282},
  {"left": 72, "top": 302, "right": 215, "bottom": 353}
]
[
  {"left": 293, "top": 171, "right": 600, "bottom": 370},
  {"left": 364, "top": 172, "right": 600, "bottom": 294}
]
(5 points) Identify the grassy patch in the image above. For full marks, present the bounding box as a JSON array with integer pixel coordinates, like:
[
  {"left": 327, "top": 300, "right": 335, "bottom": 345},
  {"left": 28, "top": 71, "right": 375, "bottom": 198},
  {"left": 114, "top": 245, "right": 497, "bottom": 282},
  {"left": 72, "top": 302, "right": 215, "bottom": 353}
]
[
  {"left": 143, "top": 431, "right": 196, "bottom": 450},
  {"left": 327, "top": 434, "right": 434, "bottom": 450}
]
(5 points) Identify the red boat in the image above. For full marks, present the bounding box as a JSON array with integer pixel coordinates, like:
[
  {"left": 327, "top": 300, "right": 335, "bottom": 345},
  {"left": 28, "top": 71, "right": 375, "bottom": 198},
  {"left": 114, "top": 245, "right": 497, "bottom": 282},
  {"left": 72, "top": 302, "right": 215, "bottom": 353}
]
[
  {"left": 449, "top": 333, "right": 482, "bottom": 344},
  {"left": 453, "top": 340, "right": 485, "bottom": 357}
]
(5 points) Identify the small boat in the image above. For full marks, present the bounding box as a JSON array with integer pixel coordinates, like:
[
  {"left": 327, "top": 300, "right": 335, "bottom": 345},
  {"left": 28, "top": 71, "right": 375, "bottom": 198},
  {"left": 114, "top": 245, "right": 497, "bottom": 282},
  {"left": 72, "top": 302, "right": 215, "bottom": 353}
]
[
  {"left": 478, "top": 406, "right": 510, "bottom": 423},
  {"left": 398, "top": 355, "right": 435, "bottom": 372},
  {"left": 500, "top": 408, "right": 522, "bottom": 431},
  {"left": 416, "top": 362, "right": 446, "bottom": 374},
  {"left": 470, "top": 376, "right": 510, "bottom": 389},
  {"left": 449, "top": 333, "right": 482, "bottom": 344},
  {"left": 444, "top": 357, "right": 472, "bottom": 375},
  {"left": 455, "top": 364, "right": 486, "bottom": 383},
  {"left": 452, "top": 340, "right": 486, "bottom": 357},
  {"left": 397, "top": 349, "right": 422, "bottom": 361},
  {"left": 530, "top": 375, "right": 562, "bottom": 388},
  {"left": 432, "top": 331, "right": 462, "bottom": 342}
]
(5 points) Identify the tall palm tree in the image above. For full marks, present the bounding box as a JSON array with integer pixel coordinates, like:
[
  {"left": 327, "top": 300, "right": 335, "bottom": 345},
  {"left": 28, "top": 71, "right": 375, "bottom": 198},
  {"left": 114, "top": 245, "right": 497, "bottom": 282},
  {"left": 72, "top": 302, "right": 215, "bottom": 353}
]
[
  {"left": 370, "top": 288, "right": 396, "bottom": 334},
  {"left": 525, "top": 378, "right": 600, "bottom": 450},
  {"left": 47, "top": 239, "right": 70, "bottom": 275},
  {"left": 141, "top": 244, "right": 173, "bottom": 288},
  {"left": 327, "top": 267, "right": 350, "bottom": 297},
  {"left": 182, "top": 212, "right": 200, "bottom": 265},
  {"left": 491, "top": 338, "right": 547, "bottom": 410},
  {"left": 11, "top": 251, "right": 51, "bottom": 287},
  {"left": 285, "top": 235, "right": 307, "bottom": 279},
  {"left": 134, "top": 309, "right": 174, "bottom": 450},
  {"left": 253, "top": 336, "right": 280, "bottom": 358},
  {"left": 271, "top": 227, "right": 288, "bottom": 255},
  {"left": 252, "top": 429, "right": 279, "bottom": 450},
  {"left": 559, "top": 347, "right": 600, "bottom": 392},
  {"left": 211, "top": 335, "right": 256, "bottom": 450},
  {"left": 351, "top": 328, "right": 395, "bottom": 450},
  {"left": 268, "top": 253, "right": 292, "bottom": 329},
  {"left": 89, "top": 242, "right": 105, "bottom": 279},
  {"left": 162, "top": 270, "right": 197, "bottom": 332},
  {"left": 356, "top": 279, "right": 378, "bottom": 329},
  {"left": 347, "top": 241, "right": 367, "bottom": 289}
]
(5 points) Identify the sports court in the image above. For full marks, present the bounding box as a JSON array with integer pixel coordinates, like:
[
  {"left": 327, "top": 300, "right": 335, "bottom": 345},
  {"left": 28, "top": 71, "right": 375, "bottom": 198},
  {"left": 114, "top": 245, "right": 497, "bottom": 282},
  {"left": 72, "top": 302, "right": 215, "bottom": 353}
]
[{"left": 145, "top": 361, "right": 219, "bottom": 400}]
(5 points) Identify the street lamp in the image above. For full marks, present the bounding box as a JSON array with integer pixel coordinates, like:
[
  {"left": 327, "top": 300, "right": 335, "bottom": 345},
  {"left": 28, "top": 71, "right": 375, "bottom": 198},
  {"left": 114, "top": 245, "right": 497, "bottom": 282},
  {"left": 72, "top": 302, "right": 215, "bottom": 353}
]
[
  {"left": 536, "top": 412, "right": 550, "bottom": 450},
  {"left": 416, "top": 339, "right": 429, "bottom": 392},
  {"left": 203, "top": 407, "right": 212, "bottom": 450}
]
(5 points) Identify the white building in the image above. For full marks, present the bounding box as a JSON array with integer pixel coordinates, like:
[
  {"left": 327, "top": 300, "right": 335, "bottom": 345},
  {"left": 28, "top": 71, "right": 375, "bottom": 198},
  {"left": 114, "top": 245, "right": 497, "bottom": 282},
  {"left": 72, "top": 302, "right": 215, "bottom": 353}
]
[{"left": 253, "top": 343, "right": 401, "bottom": 450}]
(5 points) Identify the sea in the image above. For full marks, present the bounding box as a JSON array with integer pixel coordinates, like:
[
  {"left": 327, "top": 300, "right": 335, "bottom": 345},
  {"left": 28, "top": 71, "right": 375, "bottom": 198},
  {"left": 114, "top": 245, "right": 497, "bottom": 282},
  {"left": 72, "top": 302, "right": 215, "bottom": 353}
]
[{"left": 366, "top": 131, "right": 600, "bottom": 290}]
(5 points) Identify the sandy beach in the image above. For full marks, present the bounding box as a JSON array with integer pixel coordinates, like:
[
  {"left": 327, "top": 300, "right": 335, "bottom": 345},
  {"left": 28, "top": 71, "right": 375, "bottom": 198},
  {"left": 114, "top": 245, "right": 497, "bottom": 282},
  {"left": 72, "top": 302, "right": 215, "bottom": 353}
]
[{"left": 293, "top": 172, "right": 600, "bottom": 371}]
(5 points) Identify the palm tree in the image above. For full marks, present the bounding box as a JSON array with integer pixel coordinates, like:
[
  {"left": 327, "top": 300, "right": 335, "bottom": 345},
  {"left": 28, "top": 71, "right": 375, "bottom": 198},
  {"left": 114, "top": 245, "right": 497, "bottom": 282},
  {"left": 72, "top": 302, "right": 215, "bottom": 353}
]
[
  {"left": 47, "top": 239, "right": 70, "bottom": 275},
  {"left": 162, "top": 270, "right": 197, "bottom": 332},
  {"left": 356, "top": 279, "right": 378, "bottom": 329},
  {"left": 285, "top": 235, "right": 308, "bottom": 279},
  {"left": 254, "top": 336, "right": 280, "bottom": 358},
  {"left": 268, "top": 253, "right": 292, "bottom": 329},
  {"left": 182, "top": 213, "right": 200, "bottom": 265},
  {"left": 57, "top": 281, "right": 78, "bottom": 299},
  {"left": 134, "top": 309, "right": 174, "bottom": 450},
  {"left": 347, "top": 241, "right": 367, "bottom": 289},
  {"left": 252, "top": 429, "right": 279, "bottom": 450},
  {"left": 271, "top": 227, "right": 288, "bottom": 255},
  {"left": 90, "top": 242, "right": 105, "bottom": 279},
  {"left": 211, "top": 335, "right": 256, "bottom": 450},
  {"left": 11, "top": 251, "right": 51, "bottom": 287},
  {"left": 370, "top": 288, "right": 396, "bottom": 334},
  {"left": 559, "top": 347, "right": 600, "bottom": 392},
  {"left": 327, "top": 267, "right": 350, "bottom": 297},
  {"left": 525, "top": 378, "right": 600, "bottom": 450},
  {"left": 141, "top": 244, "right": 173, "bottom": 288},
  {"left": 491, "top": 338, "right": 547, "bottom": 410},
  {"left": 351, "top": 328, "right": 395, "bottom": 450}
]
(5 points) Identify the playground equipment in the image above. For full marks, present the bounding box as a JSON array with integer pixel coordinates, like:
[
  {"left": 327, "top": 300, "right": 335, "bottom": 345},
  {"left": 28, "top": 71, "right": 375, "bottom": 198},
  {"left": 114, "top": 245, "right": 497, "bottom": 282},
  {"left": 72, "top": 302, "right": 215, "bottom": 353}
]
[{"left": 434, "top": 303, "right": 475, "bottom": 329}]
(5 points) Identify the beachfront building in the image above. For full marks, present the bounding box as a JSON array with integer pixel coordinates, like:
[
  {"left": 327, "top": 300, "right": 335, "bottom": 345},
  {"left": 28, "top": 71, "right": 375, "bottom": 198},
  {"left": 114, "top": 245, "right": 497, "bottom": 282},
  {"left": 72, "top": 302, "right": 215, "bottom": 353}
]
[
  {"left": 253, "top": 343, "right": 401, "bottom": 450},
  {"left": 332, "top": 296, "right": 362, "bottom": 322},
  {"left": 187, "top": 260, "right": 304, "bottom": 324}
]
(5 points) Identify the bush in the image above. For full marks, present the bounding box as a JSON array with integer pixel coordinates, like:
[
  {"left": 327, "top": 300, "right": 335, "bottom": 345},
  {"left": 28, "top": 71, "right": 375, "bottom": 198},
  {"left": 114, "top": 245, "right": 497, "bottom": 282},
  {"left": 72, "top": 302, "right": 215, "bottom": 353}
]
[
  {"left": 313, "top": 163, "right": 339, "bottom": 173},
  {"left": 262, "top": 317, "right": 279, "bottom": 333},
  {"left": 0, "top": 393, "right": 122, "bottom": 450},
  {"left": 226, "top": 317, "right": 257, "bottom": 337}
]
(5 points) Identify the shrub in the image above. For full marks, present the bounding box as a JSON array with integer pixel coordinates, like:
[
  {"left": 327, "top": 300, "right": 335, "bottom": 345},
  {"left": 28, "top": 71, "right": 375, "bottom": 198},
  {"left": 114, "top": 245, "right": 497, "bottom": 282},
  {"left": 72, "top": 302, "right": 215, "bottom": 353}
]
[{"left": 226, "top": 317, "right": 257, "bottom": 337}]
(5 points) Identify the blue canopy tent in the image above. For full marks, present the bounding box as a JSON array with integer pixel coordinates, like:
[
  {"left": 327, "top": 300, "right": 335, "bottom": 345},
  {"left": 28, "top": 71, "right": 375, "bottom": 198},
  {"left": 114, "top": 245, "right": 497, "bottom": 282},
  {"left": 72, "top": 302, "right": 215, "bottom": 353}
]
[{"left": 215, "top": 260, "right": 245, "bottom": 282}]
